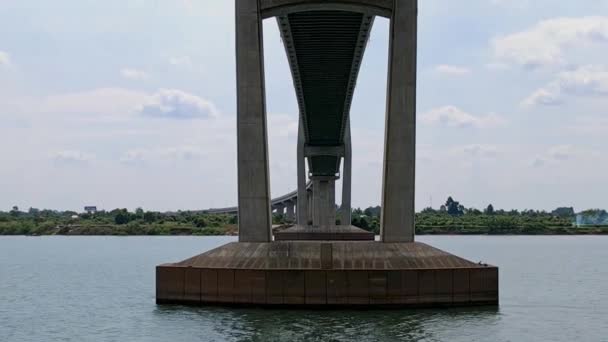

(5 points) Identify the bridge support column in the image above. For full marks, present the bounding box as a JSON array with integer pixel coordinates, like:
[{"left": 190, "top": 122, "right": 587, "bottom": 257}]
[
  {"left": 380, "top": 0, "right": 417, "bottom": 242},
  {"left": 285, "top": 201, "right": 295, "bottom": 222},
  {"left": 297, "top": 118, "right": 308, "bottom": 225},
  {"left": 275, "top": 204, "right": 285, "bottom": 216},
  {"left": 307, "top": 189, "right": 313, "bottom": 225},
  {"left": 340, "top": 119, "right": 352, "bottom": 226},
  {"left": 236, "top": 0, "right": 272, "bottom": 242},
  {"left": 312, "top": 176, "right": 336, "bottom": 227}
]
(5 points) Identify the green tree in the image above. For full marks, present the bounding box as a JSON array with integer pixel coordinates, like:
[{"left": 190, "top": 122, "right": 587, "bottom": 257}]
[
  {"left": 445, "top": 197, "right": 464, "bottom": 216},
  {"left": 552, "top": 207, "right": 575, "bottom": 218},
  {"left": 485, "top": 204, "right": 495, "bottom": 215},
  {"left": 114, "top": 209, "right": 130, "bottom": 225},
  {"left": 135, "top": 207, "right": 144, "bottom": 219},
  {"left": 194, "top": 217, "right": 207, "bottom": 228}
]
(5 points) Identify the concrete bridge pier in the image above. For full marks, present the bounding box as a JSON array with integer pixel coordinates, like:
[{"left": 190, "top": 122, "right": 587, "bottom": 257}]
[
  {"left": 157, "top": 0, "right": 498, "bottom": 309},
  {"left": 340, "top": 119, "right": 352, "bottom": 226},
  {"left": 311, "top": 176, "right": 336, "bottom": 226},
  {"left": 275, "top": 204, "right": 285, "bottom": 216},
  {"left": 306, "top": 189, "right": 313, "bottom": 225},
  {"left": 296, "top": 118, "right": 308, "bottom": 225},
  {"left": 285, "top": 201, "right": 295, "bottom": 222},
  {"left": 380, "top": 0, "right": 417, "bottom": 243},
  {"left": 235, "top": 0, "right": 272, "bottom": 242}
]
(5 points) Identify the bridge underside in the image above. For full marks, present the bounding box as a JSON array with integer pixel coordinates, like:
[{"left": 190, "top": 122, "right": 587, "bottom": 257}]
[{"left": 279, "top": 10, "right": 373, "bottom": 176}]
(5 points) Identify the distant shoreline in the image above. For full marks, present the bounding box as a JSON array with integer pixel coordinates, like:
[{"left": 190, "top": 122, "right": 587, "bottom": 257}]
[{"left": 1, "top": 224, "right": 606, "bottom": 236}]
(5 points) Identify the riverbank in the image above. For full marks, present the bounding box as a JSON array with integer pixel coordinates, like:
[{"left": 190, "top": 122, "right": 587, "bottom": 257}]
[{"left": 1, "top": 223, "right": 607, "bottom": 236}]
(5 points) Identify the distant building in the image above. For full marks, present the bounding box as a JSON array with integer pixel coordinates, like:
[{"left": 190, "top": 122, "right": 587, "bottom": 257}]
[{"left": 84, "top": 206, "right": 97, "bottom": 214}]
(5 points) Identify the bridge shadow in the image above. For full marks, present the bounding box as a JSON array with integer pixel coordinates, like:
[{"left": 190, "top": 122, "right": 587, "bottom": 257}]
[{"left": 154, "top": 305, "right": 500, "bottom": 341}]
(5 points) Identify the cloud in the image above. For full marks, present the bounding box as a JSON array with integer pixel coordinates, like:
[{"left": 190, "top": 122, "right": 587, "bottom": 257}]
[
  {"left": 548, "top": 145, "right": 576, "bottom": 161},
  {"left": 120, "top": 68, "right": 148, "bottom": 81},
  {"left": 42, "top": 88, "right": 149, "bottom": 118},
  {"left": 484, "top": 63, "right": 509, "bottom": 71},
  {"left": 39, "top": 88, "right": 218, "bottom": 121},
  {"left": 121, "top": 145, "right": 205, "bottom": 164},
  {"left": 419, "top": 106, "right": 506, "bottom": 128},
  {"left": 522, "top": 65, "right": 608, "bottom": 106},
  {"left": 160, "top": 145, "right": 205, "bottom": 160},
  {"left": 51, "top": 150, "right": 94, "bottom": 164},
  {"left": 556, "top": 65, "right": 608, "bottom": 96},
  {"left": 492, "top": 16, "right": 608, "bottom": 68},
  {"left": 119, "top": 149, "right": 149, "bottom": 164},
  {"left": 522, "top": 88, "right": 563, "bottom": 107},
  {"left": 461, "top": 144, "right": 500, "bottom": 158},
  {"left": 531, "top": 157, "right": 546, "bottom": 168},
  {"left": 435, "top": 64, "right": 471, "bottom": 76},
  {"left": 532, "top": 145, "right": 596, "bottom": 166},
  {"left": 138, "top": 89, "right": 218, "bottom": 119},
  {"left": 490, "top": 0, "right": 530, "bottom": 8},
  {"left": 169, "top": 56, "right": 192, "bottom": 67},
  {"left": 0, "top": 51, "right": 11, "bottom": 67}
]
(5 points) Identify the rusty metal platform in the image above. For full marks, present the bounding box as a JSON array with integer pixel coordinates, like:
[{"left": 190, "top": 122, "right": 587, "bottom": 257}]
[
  {"left": 274, "top": 225, "right": 374, "bottom": 241},
  {"left": 156, "top": 241, "right": 498, "bottom": 307}
]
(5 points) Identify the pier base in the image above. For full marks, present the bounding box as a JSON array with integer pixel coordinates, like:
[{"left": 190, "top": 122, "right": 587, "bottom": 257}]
[
  {"left": 156, "top": 241, "right": 498, "bottom": 307},
  {"left": 274, "top": 225, "right": 374, "bottom": 241}
]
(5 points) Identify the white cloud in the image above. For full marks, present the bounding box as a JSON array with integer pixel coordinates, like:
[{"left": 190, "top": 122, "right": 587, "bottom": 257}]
[
  {"left": 522, "top": 65, "right": 608, "bottom": 106},
  {"left": 548, "top": 145, "right": 577, "bottom": 161},
  {"left": 490, "top": 0, "right": 530, "bottom": 8},
  {"left": 39, "top": 88, "right": 218, "bottom": 121},
  {"left": 461, "top": 144, "right": 500, "bottom": 158},
  {"left": 121, "top": 145, "right": 205, "bottom": 164},
  {"left": 120, "top": 149, "right": 149, "bottom": 164},
  {"left": 531, "top": 157, "right": 546, "bottom": 168},
  {"left": 493, "top": 16, "right": 608, "bottom": 68},
  {"left": 419, "top": 106, "right": 506, "bottom": 128},
  {"left": 556, "top": 65, "right": 608, "bottom": 96},
  {"left": 522, "top": 88, "right": 563, "bottom": 107},
  {"left": 532, "top": 145, "right": 597, "bottom": 166},
  {"left": 120, "top": 68, "right": 148, "bottom": 81},
  {"left": 435, "top": 64, "right": 471, "bottom": 76},
  {"left": 138, "top": 89, "right": 218, "bottom": 119},
  {"left": 0, "top": 51, "right": 11, "bottom": 67},
  {"left": 484, "top": 62, "right": 509, "bottom": 71},
  {"left": 169, "top": 56, "right": 192, "bottom": 67},
  {"left": 160, "top": 145, "right": 205, "bottom": 160},
  {"left": 42, "top": 88, "right": 149, "bottom": 118},
  {"left": 51, "top": 150, "right": 94, "bottom": 164}
]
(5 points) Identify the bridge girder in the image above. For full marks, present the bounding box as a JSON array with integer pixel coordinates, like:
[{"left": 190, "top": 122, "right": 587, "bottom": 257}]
[
  {"left": 260, "top": 0, "right": 393, "bottom": 18},
  {"left": 277, "top": 9, "right": 373, "bottom": 176}
]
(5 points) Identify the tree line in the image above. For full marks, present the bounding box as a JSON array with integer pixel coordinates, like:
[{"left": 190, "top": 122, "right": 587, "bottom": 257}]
[{"left": 1, "top": 196, "right": 607, "bottom": 236}]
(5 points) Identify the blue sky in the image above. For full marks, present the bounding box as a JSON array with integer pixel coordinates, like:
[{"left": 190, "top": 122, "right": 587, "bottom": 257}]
[{"left": 1, "top": 0, "right": 607, "bottom": 212}]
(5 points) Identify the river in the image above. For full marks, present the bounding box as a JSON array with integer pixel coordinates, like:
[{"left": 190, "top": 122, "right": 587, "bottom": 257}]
[{"left": 1, "top": 236, "right": 606, "bottom": 341}]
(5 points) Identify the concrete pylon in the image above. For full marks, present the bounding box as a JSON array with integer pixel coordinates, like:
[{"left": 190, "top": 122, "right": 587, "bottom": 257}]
[
  {"left": 236, "top": 0, "right": 272, "bottom": 242},
  {"left": 340, "top": 119, "right": 352, "bottom": 226},
  {"left": 285, "top": 201, "right": 295, "bottom": 222},
  {"left": 297, "top": 118, "right": 308, "bottom": 225},
  {"left": 380, "top": 0, "right": 417, "bottom": 243},
  {"left": 275, "top": 204, "right": 285, "bottom": 216},
  {"left": 312, "top": 176, "right": 336, "bottom": 226},
  {"left": 307, "top": 189, "right": 313, "bottom": 225}
]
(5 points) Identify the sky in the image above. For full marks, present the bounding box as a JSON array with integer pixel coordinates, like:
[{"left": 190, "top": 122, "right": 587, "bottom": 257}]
[{"left": 1, "top": 0, "right": 607, "bottom": 213}]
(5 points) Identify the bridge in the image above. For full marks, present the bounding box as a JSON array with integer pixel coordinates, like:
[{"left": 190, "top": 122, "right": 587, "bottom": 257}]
[
  {"left": 204, "top": 182, "right": 313, "bottom": 223},
  {"left": 157, "top": 0, "right": 498, "bottom": 307}
]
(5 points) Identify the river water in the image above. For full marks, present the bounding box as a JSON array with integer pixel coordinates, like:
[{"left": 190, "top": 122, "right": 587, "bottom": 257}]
[{"left": 0, "top": 236, "right": 606, "bottom": 341}]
